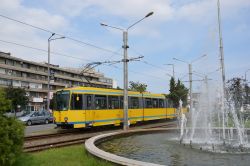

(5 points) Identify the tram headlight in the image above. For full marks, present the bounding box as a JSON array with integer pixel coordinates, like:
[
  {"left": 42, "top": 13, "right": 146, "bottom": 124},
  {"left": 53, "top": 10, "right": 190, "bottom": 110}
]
[{"left": 64, "top": 117, "right": 68, "bottom": 122}]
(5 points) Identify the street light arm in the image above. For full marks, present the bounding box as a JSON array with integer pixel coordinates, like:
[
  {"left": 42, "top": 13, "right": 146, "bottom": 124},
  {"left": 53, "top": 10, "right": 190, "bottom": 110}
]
[
  {"left": 100, "top": 23, "right": 124, "bottom": 31},
  {"left": 165, "top": 73, "right": 172, "bottom": 77},
  {"left": 193, "top": 72, "right": 205, "bottom": 78},
  {"left": 173, "top": 58, "right": 188, "bottom": 64},
  {"left": 48, "top": 33, "right": 55, "bottom": 41},
  {"left": 50, "top": 36, "right": 66, "bottom": 41},
  {"left": 127, "top": 12, "right": 154, "bottom": 30},
  {"left": 191, "top": 54, "right": 207, "bottom": 64}
]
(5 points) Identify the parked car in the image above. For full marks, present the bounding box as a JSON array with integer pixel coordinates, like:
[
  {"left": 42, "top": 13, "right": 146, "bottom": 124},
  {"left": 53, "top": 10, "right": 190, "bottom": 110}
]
[
  {"left": 18, "top": 111, "right": 53, "bottom": 126},
  {"left": 4, "top": 110, "right": 27, "bottom": 118}
]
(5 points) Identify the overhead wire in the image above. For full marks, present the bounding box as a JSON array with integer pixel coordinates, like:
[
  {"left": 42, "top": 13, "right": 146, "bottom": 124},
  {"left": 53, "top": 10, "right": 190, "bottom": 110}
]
[
  {"left": 0, "top": 14, "right": 122, "bottom": 57},
  {"left": 0, "top": 14, "right": 173, "bottom": 82},
  {"left": 129, "top": 47, "right": 173, "bottom": 77},
  {"left": 0, "top": 38, "right": 165, "bottom": 80},
  {"left": 0, "top": 39, "right": 92, "bottom": 62}
]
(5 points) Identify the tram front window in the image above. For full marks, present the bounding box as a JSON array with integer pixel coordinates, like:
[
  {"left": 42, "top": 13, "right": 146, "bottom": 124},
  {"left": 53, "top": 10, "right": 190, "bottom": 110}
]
[{"left": 56, "top": 91, "right": 70, "bottom": 111}]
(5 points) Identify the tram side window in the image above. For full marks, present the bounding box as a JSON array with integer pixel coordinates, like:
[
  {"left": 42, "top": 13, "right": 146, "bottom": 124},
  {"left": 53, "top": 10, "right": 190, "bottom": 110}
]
[
  {"left": 108, "top": 96, "right": 119, "bottom": 109},
  {"left": 165, "top": 99, "right": 169, "bottom": 107},
  {"left": 145, "top": 98, "right": 152, "bottom": 108},
  {"left": 152, "top": 99, "right": 159, "bottom": 108},
  {"left": 120, "top": 96, "right": 123, "bottom": 109},
  {"left": 70, "top": 94, "right": 83, "bottom": 110},
  {"left": 130, "top": 97, "right": 139, "bottom": 109},
  {"left": 95, "top": 95, "right": 107, "bottom": 109},
  {"left": 168, "top": 100, "right": 174, "bottom": 108},
  {"left": 159, "top": 99, "right": 164, "bottom": 108}
]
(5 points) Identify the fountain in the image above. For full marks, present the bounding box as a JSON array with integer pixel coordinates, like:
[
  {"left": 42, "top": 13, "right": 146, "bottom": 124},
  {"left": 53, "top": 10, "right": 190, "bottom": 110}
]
[
  {"left": 179, "top": 81, "right": 249, "bottom": 153},
  {"left": 87, "top": 83, "right": 250, "bottom": 165}
]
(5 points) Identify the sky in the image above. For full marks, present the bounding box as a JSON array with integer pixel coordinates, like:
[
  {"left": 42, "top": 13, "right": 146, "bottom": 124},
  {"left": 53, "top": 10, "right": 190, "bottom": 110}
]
[{"left": 0, "top": 0, "right": 249, "bottom": 94}]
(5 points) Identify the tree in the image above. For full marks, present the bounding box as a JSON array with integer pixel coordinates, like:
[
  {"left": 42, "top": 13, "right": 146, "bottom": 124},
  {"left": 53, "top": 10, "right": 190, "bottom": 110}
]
[
  {"left": 0, "top": 88, "right": 24, "bottom": 166},
  {"left": 0, "top": 88, "right": 11, "bottom": 115},
  {"left": 129, "top": 81, "right": 147, "bottom": 93},
  {"left": 168, "top": 77, "right": 188, "bottom": 108},
  {"left": 5, "top": 87, "right": 29, "bottom": 111},
  {"left": 226, "top": 77, "right": 244, "bottom": 110}
]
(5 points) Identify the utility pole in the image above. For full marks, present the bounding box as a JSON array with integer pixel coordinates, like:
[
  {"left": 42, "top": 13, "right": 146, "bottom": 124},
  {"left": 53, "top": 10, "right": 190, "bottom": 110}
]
[
  {"left": 189, "top": 64, "right": 193, "bottom": 114},
  {"left": 217, "top": 0, "right": 226, "bottom": 140},
  {"left": 245, "top": 69, "right": 250, "bottom": 81},
  {"left": 47, "top": 33, "right": 65, "bottom": 112},
  {"left": 123, "top": 31, "right": 129, "bottom": 130},
  {"left": 101, "top": 12, "right": 153, "bottom": 130},
  {"left": 173, "top": 54, "right": 206, "bottom": 116},
  {"left": 47, "top": 33, "right": 54, "bottom": 112},
  {"left": 165, "top": 64, "right": 175, "bottom": 79}
]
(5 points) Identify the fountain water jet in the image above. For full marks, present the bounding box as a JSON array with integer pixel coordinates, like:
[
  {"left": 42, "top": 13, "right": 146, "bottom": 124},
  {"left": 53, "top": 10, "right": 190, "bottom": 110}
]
[{"left": 179, "top": 80, "right": 249, "bottom": 153}]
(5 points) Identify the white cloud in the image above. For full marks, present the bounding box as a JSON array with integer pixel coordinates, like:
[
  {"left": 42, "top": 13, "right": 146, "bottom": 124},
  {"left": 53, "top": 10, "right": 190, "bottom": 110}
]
[{"left": 0, "top": 0, "right": 249, "bottom": 92}]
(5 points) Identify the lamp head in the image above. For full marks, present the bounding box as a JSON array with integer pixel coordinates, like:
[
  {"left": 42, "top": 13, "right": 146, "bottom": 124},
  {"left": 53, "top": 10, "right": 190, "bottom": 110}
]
[
  {"left": 145, "top": 12, "right": 154, "bottom": 18},
  {"left": 100, "top": 23, "right": 108, "bottom": 26}
]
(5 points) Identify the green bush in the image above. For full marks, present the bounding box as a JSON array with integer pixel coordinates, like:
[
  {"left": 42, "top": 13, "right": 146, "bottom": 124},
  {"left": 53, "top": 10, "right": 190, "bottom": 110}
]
[
  {"left": 0, "top": 88, "right": 11, "bottom": 114},
  {"left": 0, "top": 88, "right": 24, "bottom": 166},
  {"left": 0, "top": 116, "right": 24, "bottom": 166}
]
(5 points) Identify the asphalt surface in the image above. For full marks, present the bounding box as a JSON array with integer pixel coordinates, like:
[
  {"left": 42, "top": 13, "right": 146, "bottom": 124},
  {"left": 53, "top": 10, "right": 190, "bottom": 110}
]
[{"left": 25, "top": 123, "right": 57, "bottom": 136}]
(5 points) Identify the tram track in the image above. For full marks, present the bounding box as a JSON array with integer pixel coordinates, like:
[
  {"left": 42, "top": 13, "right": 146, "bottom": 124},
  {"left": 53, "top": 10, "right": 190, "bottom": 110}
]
[{"left": 24, "top": 120, "right": 177, "bottom": 153}]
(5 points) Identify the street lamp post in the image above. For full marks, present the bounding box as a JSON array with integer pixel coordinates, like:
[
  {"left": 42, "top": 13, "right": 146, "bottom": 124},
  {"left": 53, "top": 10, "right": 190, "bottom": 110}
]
[
  {"left": 173, "top": 54, "right": 206, "bottom": 116},
  {"left": 101, "top": 12, "right": 153, "bottom": 130},
  {"left": 47, "top": 34, "right": 65, "bottom": 112},
  {"left": 245, "top": 69, "right": 250, "bottom": 81},
  {"left": 165, "top": 64, "right": 175, "bottom": 79}
]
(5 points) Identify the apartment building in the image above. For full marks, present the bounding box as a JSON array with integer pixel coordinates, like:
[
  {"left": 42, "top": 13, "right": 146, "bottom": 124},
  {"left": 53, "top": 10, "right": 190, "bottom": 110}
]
[{"left": 0, "top": 51, "right": 113, "bottom": 111}]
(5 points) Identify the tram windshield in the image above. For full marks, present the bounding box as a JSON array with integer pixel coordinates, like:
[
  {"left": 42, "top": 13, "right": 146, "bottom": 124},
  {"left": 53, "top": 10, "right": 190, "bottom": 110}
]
[{"left": 55, "top": 91, "right": 70, "bottom": 111}]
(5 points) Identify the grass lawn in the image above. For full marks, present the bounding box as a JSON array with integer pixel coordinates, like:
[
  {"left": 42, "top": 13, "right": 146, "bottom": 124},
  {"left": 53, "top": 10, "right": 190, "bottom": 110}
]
[{"left": 14, "top": 145, "right": 113, "bottom": 166}]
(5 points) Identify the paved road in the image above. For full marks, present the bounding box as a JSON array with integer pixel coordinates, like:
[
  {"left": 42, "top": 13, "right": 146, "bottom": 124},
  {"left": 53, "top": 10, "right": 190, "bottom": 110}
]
[{"left": 25, "top": 123, "right": 57, "bottom": 136}]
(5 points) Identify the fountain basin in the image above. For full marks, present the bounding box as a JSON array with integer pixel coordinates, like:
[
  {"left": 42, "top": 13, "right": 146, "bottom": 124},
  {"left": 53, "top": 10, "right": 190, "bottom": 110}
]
[{"left": 85, "top": 128, "right": 250, "bottom": 166}]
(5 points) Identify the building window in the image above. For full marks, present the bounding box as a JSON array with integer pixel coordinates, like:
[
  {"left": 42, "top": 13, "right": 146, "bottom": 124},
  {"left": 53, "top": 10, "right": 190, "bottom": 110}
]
[
  {"left": 38, "top": 66, "right": 45, "bottom": 72},
  {"left": 6, "top": 69, "right": 12, "bottom": 76},
  {"left": 0, "top": 68, "right": 5, "bottom": 74},
  {"left": 29, "top": 73, "right": 37, "bottom": 79},
  {"left": 21, "top": 81, "right": 29, "bottom": 88},
  {"left": 6, "top": 59, "right": 14, "bottom": 66},
  {"left": 0, "top": 58, "right": 5, "bottom": 64},
  {"left": 22, "top": 63, "right": 29, "bottom": 68},
  {"left": 12, "top": 70, "right": 21, "bottom": 77},
  {"left": 41, "top": 75, "right": 46, "bottom": 80},
  {"left": 42, "top": 84, "right": 47, "bottom": 90},
  {"left": 0, "top": 78, "right": 11, "bottom": 86},
  {"left": 22, "top": 72, "right": 27, "bottom": 78},
  {"left": 30, "top": 64, "right": 37, "bottom": 71},
  {"left": 12, "top": 80, "right": 21, "bottom": 87},
  {"left": 14, "top": 61, "right": 22, "bottom": 67}
]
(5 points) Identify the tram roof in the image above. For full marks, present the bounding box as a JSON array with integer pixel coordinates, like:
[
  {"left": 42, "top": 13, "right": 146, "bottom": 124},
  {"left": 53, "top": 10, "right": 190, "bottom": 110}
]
[{"left": 57, "top": 86, "right": 167, "bottom": 98}]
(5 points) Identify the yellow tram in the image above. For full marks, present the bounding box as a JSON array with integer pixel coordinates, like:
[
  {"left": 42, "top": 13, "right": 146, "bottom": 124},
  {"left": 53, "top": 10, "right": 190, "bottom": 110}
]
[{"left": 53, "top": 86, "right": 183, "bottom": 128}]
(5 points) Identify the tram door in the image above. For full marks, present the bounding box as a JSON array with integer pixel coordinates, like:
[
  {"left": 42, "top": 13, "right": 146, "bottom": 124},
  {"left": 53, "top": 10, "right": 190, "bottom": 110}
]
[
  {"left": 85, "top": 95, "right": 94, "bottom": 126},
  {"left": 70, "top": 93, "right": 85, "bottom": 128}
]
